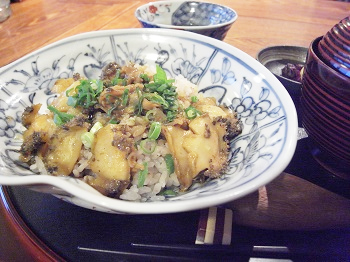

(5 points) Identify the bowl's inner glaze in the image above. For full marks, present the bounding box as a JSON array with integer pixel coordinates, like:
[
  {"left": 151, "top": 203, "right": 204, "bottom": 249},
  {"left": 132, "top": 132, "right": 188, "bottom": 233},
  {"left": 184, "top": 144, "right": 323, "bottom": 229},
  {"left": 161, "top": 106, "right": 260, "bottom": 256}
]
[
  {"left": 171, "top": 2, "right": 236, "bottom": 26},
  {"left": 137, "top": 1, "right": 236, "bottom": 27}
]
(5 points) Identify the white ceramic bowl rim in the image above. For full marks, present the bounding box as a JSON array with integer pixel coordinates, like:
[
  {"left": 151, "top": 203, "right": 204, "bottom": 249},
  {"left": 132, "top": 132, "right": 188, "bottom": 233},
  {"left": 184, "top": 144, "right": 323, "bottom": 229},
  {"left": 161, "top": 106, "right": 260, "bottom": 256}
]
[
  {"left": 135, "top": 0, "right": 238, "bottom": 30},
  {"left": 0, "top": 28, "right": 298, "bottom": 214}
]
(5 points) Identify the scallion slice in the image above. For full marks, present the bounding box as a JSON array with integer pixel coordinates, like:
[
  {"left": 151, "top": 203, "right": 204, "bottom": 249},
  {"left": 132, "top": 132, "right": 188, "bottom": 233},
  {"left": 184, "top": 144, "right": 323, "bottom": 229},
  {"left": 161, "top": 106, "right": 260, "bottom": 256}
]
[
  {"left": 47, "top": 105, "right": 74, "bottom": 126},
  {"left": 81, "top": 132, "right": 94, "bottom": 148},
  {"left": 184, "top": 106, "right": 201, "bottom": 120},
  {"left": 159, "top": 189, "right": 176, "bottom": 196},
  {"left": 122, "top": 88, "right": 129, "bottom": 106},
  {"left": 148, "top": 122, "right": 161, "bottom": 140},
  {"left": 145, "top": 109, "right": 156, "bottom": 121},
  {"left": 138, "top": 162, "right": 148, "bottom": 187},
  {"left": 140, "top": 138, "right": 157, "bottom": 154},
  {"left": 191, "top": 96, "right": 198, "bottom": 103},
  {"left": 90, "top": 122, "right": 103, "bottom": 134},
  {"left": 144, "top": 93, "right": 170, "bottom": 108},
  {"left": 164, "top": 154, "right": 175, "bottom": 175},
  {"left": 140, "top": 73, "right": 150, "bottom": 82}
]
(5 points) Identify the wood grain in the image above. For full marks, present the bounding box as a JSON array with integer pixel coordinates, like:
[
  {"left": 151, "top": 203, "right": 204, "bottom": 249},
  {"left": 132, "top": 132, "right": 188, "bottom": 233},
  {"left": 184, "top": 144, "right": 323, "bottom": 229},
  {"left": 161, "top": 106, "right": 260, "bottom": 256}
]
[
  {"left": 1, "top": 0, "right": 349, "bottom": 67},
  {"left": 226, "top": 173, "right": 350, "bottom": 230}
]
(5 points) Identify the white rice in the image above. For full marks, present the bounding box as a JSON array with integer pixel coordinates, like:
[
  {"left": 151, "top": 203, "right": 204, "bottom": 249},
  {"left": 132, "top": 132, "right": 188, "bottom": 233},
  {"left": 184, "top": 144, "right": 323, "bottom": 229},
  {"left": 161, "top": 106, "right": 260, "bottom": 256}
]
[
  {"left": 30, "top": 156, "right": 49, "bottom": 176},
  {"left": 174, "top": 74, "right": 198, "bottom": 97},
  {"left": 119, "top": 139, "right": 179, "bottom": 202},
  {"left": 72, "top": 150, "right": 93, "bottom": 177}
]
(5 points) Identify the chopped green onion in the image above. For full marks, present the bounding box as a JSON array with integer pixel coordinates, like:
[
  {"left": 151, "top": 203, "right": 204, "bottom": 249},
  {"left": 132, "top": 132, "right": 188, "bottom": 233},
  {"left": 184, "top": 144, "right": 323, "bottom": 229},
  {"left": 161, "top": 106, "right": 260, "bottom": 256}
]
[
  {"left": 109, "top": 118, "right": 119, "bottom": 124},
  {"left": 148, "top": 122, "right": 161, "bottom": 140},
  {"left": 139, "top": 138, "right": 157, "bottom": 154},
  {"left": 90, "top": 80, "right": 99, "bottom": 90},
  {"left": 159, "top": 189, "right": 176, "bottom": 196},
  {"left": 138, "top": 162, "right": 148, "bottom": 187},
  {"left": 65, "top": 87, "right": 74, "bottom": 97},
  {"left": 134, "top": 87, "right": 144, "bottom": 116},
  {"left": 166, "top": 111, "right": 177, "bottom": 122},
  {"left": 135, "top": 86, "right": 142, "bottom": 98},
  {"left": 107, "top": 98, "right": 122, "bottom": 116},
  {"left": 47, "top": 105, "right": 74, "bottom": 126},
  {"left": 140, "top": 73, "right": 150, "bottom": 82},
  {"left": 53, "top": 114, "right": 63, "bottom": 126},
  {"left": 156, "top": 84, "right": 168, "bottom": 92},
  {"left": 164, "top": 154, "right": 175, "bottom": 175},
  {"left": 184, "top": 106, "right": 201, "bottom": 120},
  {"left": 153, "top": 64, "right": 167, "bottom": 83},
  {"left": 152, "top": 65, "right": 175, "bottom": 85},
  {"left": 145, "top": 109, "right": 156, "bottom": 121},
  {"left": 90, "top": 122, "right": 103, "bottom": 134},
  {"left": 81, "top": 121, "right": 102, "bottom": 148},
  {"left": 143, "top": 93, "right": 170, "bottom": 108},
  {"left": 110, "top": 71, "right": 127, "bottom": 86},
  {"left": 136, "top": 66, "right": 178, "bottom": 122},
  {"left": 122, "top": 88, "right": 129, "bottom": 106},
  {"left": 191, "top": 96, "right": 198, "bottom": 103},
  {"left": 81, "top": 132, "right": 94, "bottom": 148},
  {"left": 111, "top": 71, "right": 121, "bottom": 86},
  {"left": 117, "top": 79, "right": 127, "bottom": 86},
  {"left": 67, "top": 79, "right": 103, "bottom": 109},
  {"left": 67, "top": 96, "right": 77, "bottom": 107}
]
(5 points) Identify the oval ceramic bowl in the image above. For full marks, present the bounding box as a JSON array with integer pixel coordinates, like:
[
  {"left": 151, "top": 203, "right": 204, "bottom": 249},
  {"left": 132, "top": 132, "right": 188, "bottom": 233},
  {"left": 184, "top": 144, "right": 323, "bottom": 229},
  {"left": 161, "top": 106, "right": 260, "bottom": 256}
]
[
  {"left": 0, "top": 29, "right": 298, "bottom": 214},
  {"left": 135, "top": 1, "right": 237, "bottom": 40}
]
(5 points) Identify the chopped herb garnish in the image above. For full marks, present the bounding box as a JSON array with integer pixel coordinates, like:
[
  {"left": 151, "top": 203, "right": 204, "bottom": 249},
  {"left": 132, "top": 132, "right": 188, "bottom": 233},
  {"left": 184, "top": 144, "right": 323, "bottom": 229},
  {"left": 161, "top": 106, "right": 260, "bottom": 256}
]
[
  {"left": 110, "top": 70, "right": 128, "bottom": 86},
  {"left": 191, "top": 96, "right": 198, "bottom": 103},
  {"left": 143, "top": 93, "right": 170, "bottom": 108},
  {"left": 138, "top": 162, "right": 148, "bottom": 187},
  {"left": 164, "top": 154, "right": 175, "bottom": 175},
  {"left": 148, "top": 122, "right": 161, "bottom": 140},
  {"left": 134, "top": 87, "right": 144, "bottom": 116},
  {"left": 122, "top": 88, "right": 129, "bottom": 106},
  {"left": 109, "top": 118, "right": 119, "bottom": 124},
  {"left": 142, "top": 65, "right": 178, "bottom": 122},
  {"left": 145, "top": 109, "right": 156, "bottom": 121},
  {"left": 153, "top": 64, "right": 168, "bottom": 83},
  {"left": 81, "top": 132, "right": 94, "bottom": 148},
  {"left": 47, "top": 105, "right": 74, "bottom": 126},
  {"left": 159, "top": 189, "right": 176, "bottom": 196},
  {"left": 90, "top": 122, "right": 103, "bottom": 134},
  {"left": 184, "top": 106, "right": 201, "bottom": 120},
  {"left": 107, "top": 98, "right": 122, "bottom": 116},
  {"left": 81, "top": 122, "right": 103, "bottom": 148},
  {"left": 111, "top": 70, "right": 121, "bottom": 86},
  {"left": 140, "top": 73, "right": 150, "bottom": 82},
  {"left": 67, "top": 79, "right": 103, "bottom": 109},
  {"left": 139, "top": 138, "right": 157, "bottom": 154}
]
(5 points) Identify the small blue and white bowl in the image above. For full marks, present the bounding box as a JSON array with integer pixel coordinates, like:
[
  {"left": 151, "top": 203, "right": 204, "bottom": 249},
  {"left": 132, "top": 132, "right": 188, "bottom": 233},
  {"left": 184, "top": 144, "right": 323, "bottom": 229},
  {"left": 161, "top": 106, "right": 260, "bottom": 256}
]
[{"left": 135, "top": 1, "right": 237, "bottom": 40}]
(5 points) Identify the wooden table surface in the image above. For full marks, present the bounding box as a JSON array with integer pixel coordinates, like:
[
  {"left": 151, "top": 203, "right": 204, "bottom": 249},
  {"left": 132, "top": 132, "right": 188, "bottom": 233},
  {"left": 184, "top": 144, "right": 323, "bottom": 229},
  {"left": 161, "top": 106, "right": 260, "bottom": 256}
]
[
  {"left": 1, "top": 0, "right": 350, "bottom": 68},
  {"left": 0, "top": 0, "right": 350, "bottom": 261}
]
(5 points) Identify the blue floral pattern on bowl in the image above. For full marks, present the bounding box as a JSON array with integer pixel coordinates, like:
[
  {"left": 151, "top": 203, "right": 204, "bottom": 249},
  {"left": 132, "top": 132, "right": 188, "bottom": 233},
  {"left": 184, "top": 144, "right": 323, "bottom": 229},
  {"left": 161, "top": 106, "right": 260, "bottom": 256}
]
[
  {"left": 0, "top": 29, "right": 297, "bottom": 214},
  {"left": 135, "top": 1, "right": 238, "bottom": 40},
  {"left": 172, "top": 2, "right": 236, "bottom": 26}
]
